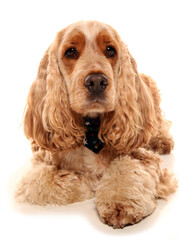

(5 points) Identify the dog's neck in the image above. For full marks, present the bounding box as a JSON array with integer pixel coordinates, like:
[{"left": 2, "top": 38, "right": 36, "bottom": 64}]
[{"left": 83, "top": 116, "right": 104, "bottom": 154}]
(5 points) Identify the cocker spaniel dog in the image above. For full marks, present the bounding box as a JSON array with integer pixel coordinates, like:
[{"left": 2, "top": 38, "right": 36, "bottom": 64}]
[{"left": 15, "top": 21, "right": 177, "bottom": 229}]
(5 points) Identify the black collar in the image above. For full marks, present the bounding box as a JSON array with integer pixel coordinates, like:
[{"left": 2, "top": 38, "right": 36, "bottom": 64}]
[{"left": 83, "top": 117, "right": 104, "bottom": 154}]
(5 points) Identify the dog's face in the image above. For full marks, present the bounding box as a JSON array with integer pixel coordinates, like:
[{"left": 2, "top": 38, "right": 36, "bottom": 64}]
[
  {"left": 24, "top": 20, "right": 156, "bottom": 152},
  {"left": 57, "top": 21, "right": 121, "bottom": 116}
]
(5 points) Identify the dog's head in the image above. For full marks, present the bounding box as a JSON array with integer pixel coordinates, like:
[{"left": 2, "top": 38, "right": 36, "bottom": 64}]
[
  {"left": 58, "top": 21, "right": 119, "bottom": 116},
  {"left": 24, "top": 21, "right": 156, "bottom": 153}
]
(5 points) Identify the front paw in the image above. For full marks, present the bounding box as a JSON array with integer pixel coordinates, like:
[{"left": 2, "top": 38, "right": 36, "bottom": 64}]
[
  {"left": 96, "top": 156, "right": 159, "bottom": 228},
  {"left": 97, "top": 202, "right": 143, "bottom": 229},
  {"left": 147, "top": 135, "right": 174, "bottom": 154}
]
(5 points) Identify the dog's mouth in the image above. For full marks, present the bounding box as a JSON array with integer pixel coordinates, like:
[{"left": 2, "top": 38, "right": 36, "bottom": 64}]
[
  {"left": 86, "top": 100, "right": 106, "bottom": 114},
  {"left": 87, "top": 89, "right": 106, "bottom": 101},
  {"left": 84, "top": 90, "right": 116, "bottom": 116},
  {"left": 71, "top": 87, "right": 115, "bottom": 116},
  {"left": 70, "top": 94, "right": 107, "bottom": 116}
]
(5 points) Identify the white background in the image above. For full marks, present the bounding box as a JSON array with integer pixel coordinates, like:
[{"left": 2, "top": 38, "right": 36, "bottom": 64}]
[{"left": 0, "top": 0, "right": 190, "bottom": 239}]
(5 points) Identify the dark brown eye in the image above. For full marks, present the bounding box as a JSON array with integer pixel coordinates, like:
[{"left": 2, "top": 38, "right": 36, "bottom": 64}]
[
  {"left": 105, "top": 46, "right": 116, "bottom": 58},
  {"left": 64, "top": 48, "right": 79, "bottom": 59}
]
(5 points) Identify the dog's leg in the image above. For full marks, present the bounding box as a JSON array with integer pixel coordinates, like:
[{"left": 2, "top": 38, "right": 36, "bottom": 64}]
[
  {"left": 96, "top": 149, "right": 177, "bottom": 229},
  {"left": 147, "top": 119, "right": 174, "bottom": 154},
  {"left": 15, "top": 152, "right": 95, "bottom": 206}
]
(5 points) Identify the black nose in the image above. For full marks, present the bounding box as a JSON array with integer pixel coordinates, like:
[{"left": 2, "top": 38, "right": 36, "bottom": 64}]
[{"left": 84, "top": 73, "right": 109, "bottom": 93}]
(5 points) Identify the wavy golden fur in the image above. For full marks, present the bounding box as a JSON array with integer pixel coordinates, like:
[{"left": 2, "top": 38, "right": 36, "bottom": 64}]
[{"left": 15, "top": 21, "right": 177, "bottom": 229}]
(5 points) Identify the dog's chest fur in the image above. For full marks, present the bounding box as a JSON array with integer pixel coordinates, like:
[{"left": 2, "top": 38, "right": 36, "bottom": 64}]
[{"left": 53, "top": 146, "right": 111, "bottom": 176}]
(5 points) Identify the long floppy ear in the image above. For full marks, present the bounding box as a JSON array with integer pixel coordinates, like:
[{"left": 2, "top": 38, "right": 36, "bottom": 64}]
[
  {"left": 100, "top": 42, "right": 156, "bottom": 154},
  {"left": 24, "top": 31, "right": 84, "bottom": 151}
]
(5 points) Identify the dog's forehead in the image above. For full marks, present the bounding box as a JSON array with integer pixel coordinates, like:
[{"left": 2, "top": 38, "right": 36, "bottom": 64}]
[{"left": 64, "top": 21, "right": 115, "bottom": 42}]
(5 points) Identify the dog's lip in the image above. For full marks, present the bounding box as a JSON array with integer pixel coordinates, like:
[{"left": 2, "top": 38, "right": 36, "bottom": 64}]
[
  {"left": 88, "top": 93, "right": 106, "bottom": 103},
  {"left": 87, "top": 98, "right": 106, "bottom": 106},
  {"left": 86, "top": 99, "right": 106, "bottom": 109}
]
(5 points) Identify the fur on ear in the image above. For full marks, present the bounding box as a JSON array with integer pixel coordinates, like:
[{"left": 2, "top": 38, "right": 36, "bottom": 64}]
[
  {"left": 99, "top": 42, "right": 156, "bottom": 154},
  {"left": 24, "top": 31, "right": 85, "bottom": 151}
]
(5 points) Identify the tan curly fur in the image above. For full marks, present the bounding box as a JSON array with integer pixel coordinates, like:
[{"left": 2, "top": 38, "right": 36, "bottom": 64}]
[{"left": 15, "top": 21, "right": 177, "bottom": 229}]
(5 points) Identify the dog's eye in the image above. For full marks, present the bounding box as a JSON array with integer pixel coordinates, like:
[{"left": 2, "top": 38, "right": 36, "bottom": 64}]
[
  {"left": 105, "top": 46, "right": 116, "bottom": 58},
  {"left": 64, "top": 48, "right": 79, "bottom": 59}
]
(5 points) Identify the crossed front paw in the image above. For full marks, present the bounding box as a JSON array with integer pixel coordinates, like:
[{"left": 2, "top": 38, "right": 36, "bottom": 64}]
[{"left": 97, "top": 202, "right": 144, "bottom": 229}]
